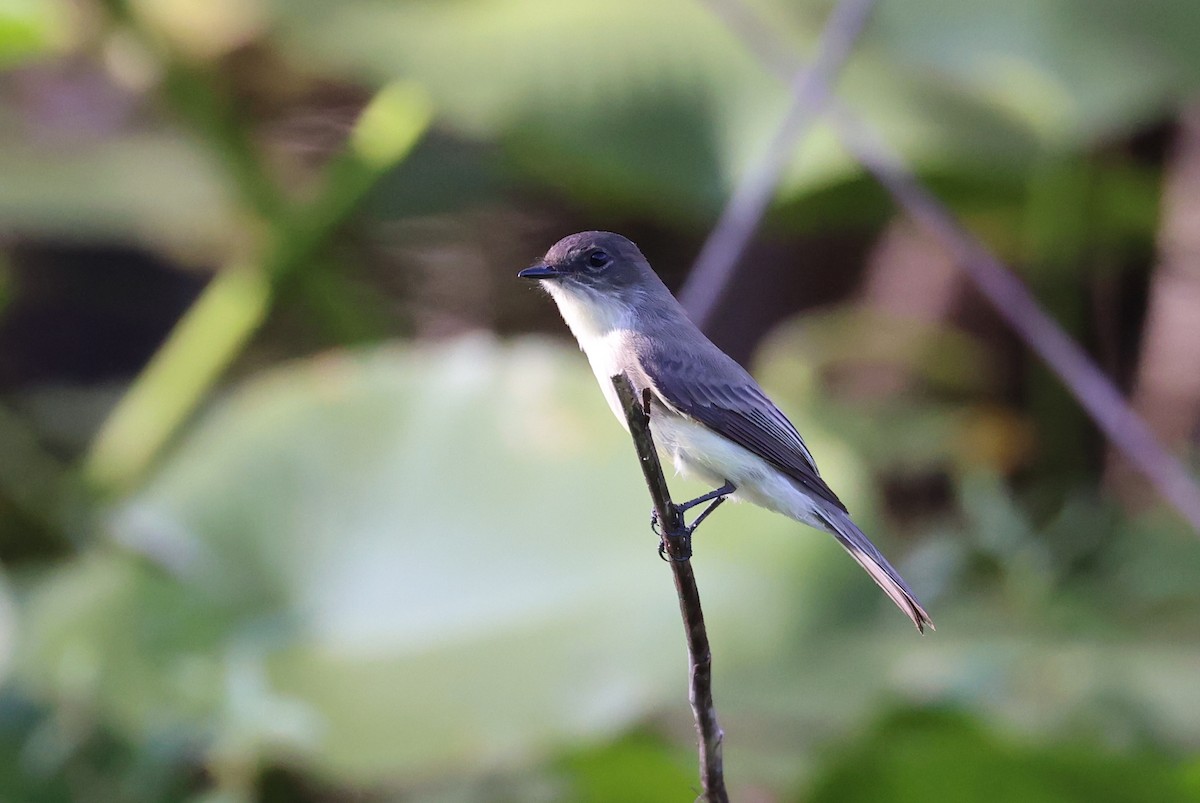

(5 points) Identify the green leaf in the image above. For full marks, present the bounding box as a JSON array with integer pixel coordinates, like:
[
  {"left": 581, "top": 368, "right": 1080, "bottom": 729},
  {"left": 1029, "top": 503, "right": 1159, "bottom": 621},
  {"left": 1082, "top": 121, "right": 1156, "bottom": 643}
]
[
  {"left": 807, "top": 707, "right": 1198, "bottom": 803},
  {"left": 267, "top": 0, "right": 1200, "bottom": 219},
  {"left": 20, "top": 338, "right": 821, "bottom": 784},
  {"left": 0, "top": 0, "right": 67, "bottom": 69},
  {"left": 0, "top": 127, "right": 237, "bottom": 250},
  {"left": 557, "top": 729, "right": 698, "bottom": 803}
]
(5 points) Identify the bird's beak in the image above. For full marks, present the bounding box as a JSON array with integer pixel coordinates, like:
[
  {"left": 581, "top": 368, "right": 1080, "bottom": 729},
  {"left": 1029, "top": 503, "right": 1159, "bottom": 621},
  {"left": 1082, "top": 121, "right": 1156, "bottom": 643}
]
[{"left": 518, "top": 263, "right": 561, "bottom": 279}]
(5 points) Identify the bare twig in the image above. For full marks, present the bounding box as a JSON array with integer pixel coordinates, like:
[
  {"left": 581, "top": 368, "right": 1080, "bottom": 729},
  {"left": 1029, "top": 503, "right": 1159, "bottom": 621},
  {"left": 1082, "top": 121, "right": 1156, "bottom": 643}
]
[
  {"left": 611, "top": 374, "right": 728, "bottom": 803},
  {"left": 679, "top": 0, "right": 878, "bottom": 328},
  {"left": 698, "top": 0, "right": 1200, "bottom": 533}
]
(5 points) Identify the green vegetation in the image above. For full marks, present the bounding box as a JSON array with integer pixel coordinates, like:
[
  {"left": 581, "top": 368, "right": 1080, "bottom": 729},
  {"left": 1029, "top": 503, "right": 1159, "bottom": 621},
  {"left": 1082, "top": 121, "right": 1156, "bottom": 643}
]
[{"left": 0, "top": 0, "right": 1198, "bottom": 800}]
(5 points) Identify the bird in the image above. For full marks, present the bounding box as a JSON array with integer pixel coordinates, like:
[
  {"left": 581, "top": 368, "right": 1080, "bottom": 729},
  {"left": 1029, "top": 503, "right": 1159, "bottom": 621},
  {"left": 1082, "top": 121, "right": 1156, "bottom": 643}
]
[{"left": 519, "top": 231, "right": 932, "bottom": 632}]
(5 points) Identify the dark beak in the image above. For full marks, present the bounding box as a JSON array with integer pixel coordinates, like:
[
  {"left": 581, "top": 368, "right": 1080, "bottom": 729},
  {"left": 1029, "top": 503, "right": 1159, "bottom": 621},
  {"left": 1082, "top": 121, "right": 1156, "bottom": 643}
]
[{"left": 517, "top": 263, "right": 560, "bottom": 279}]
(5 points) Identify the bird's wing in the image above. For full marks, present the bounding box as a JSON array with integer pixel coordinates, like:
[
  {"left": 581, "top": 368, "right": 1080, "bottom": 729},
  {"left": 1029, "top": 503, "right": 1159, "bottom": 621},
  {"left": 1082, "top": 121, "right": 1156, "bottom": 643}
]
[{"left": 639, "top": 342, "right": 848, "bottom": 513}]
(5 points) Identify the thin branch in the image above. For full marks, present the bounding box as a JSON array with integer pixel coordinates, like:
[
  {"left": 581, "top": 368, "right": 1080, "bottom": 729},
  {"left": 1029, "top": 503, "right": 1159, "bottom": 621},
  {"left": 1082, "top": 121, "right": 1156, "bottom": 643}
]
[
  {"left": 698, "top": 0, "right": 1200, "bottom": 533},
  {"left": 611, "top": 374, "right": 728, "bottom": 803},
  {"left": 680, "top": 0, "right": 878, "bottom": 328}
]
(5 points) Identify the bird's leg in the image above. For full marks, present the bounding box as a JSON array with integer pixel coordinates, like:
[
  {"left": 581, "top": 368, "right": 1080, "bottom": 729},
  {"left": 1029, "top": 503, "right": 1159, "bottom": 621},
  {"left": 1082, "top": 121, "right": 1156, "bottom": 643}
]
[
  {"left": 677, "top": 481, "right": 736, "bottom": 515},
  {"left": 686, "top": 494, "right": 727, "bottom": 533},
  {"left": 651, "top": 480, "right": 736, "bottom": 533}
]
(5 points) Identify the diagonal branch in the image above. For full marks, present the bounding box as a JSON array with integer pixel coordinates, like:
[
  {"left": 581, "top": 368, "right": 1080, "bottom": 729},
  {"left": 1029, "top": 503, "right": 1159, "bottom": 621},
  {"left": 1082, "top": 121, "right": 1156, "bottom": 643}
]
[
  {"left": 829, "top": 110, "right": 1200, "bottom": 531},
  {"left": 697, "top": 0, "right": 1200, "bottom": 533},
  {"left": 680, "top": 0, "right": 878, "bottom": 329},
  {"left": 611, "top": 374, "right": 728, "bottom": 803},
  {"left": 82, "top": 5, "right": 432, "bottom": 496}
]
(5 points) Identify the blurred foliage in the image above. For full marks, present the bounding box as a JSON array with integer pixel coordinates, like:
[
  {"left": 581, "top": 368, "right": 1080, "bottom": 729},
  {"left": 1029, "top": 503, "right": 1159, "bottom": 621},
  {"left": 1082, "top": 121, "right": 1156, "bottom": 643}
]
[
  {"left": 808, "top": 707, "right": 1199, "bottom": 803},
  {"left": 0, "top": 0, "right": 66, "bottom": 70},
  {"left": 20, "top": 341, "right": 820, "bottom": 784},
  {"left": 0, "top": 0, "right": 1199, "bottom": 801},
  {"left": 5, "top": 340, "right": 1199, "bottom": 801}
]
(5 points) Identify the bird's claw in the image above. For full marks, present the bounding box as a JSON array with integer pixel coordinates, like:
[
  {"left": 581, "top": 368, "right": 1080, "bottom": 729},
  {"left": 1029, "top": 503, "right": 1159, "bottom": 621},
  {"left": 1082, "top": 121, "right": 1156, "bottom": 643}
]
[
  {"left": 656, "top": 528, "right": 693, "bottom": 563},
  {"left": 658, "top": 540, "right": 691, "bottom": 562},
  {"left": 651, "top": 504, "right": 693, "bottom": 561}
]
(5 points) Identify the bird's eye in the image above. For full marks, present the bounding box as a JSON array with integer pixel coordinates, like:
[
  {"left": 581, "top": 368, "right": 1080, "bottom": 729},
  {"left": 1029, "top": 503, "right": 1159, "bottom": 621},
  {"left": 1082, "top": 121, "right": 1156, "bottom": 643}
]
[{"left": 587, "top": 249, "right": 611, "bottom": 269}]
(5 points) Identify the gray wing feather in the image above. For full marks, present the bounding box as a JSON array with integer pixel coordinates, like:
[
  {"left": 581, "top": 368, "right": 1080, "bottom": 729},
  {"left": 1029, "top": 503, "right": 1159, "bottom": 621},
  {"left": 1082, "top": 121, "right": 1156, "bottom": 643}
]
[{"left": 639, "top": 341, "right": 848, "bottom": 513}]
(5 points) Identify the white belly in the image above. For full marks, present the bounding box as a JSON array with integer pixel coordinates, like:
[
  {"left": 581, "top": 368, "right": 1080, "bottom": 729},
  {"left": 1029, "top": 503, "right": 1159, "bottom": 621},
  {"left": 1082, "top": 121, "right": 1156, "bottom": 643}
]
[{"left": 648, "top": 409, "right": 826, "bottom": 528}]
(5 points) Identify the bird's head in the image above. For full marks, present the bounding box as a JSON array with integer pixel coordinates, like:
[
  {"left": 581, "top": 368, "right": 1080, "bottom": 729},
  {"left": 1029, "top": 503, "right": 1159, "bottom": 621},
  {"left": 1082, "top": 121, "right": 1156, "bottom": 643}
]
[{"left": 518, "top": 231, "right": 657, "bottom": 293}]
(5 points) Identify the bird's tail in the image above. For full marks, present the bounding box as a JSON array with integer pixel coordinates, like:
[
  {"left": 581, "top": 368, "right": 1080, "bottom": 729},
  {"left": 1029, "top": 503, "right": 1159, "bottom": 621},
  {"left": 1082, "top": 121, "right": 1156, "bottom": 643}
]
[{"left": 817, "top": 507, "right": 933, "bottom": 633}]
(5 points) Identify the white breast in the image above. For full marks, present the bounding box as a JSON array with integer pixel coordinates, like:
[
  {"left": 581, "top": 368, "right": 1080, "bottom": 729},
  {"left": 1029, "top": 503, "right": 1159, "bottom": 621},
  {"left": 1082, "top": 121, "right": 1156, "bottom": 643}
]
[{"left": 544, "top": 281, "right": 637, "bottom": 427}]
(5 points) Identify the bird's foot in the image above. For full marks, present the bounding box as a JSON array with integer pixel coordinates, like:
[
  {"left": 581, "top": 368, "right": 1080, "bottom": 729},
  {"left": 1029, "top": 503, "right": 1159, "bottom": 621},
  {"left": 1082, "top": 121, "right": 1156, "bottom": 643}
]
[
  {"left": 657, "top": 529, "right": 693, "bottom": 562},
  {"left": 651, "top": 503, "right": 691, "bottom": 561},
  {"left": 649, "top": 482, "right": 736, "bottom": 561}
]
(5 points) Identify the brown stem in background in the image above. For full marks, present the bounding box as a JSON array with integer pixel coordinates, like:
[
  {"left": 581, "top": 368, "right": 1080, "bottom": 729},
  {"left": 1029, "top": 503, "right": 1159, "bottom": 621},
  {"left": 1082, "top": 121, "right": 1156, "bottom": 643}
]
[
  {"left": 611, "top": 374, "right": 728, "bottom": 803},
  {"left": 1106, "top": 105, "right": 1200, "bottom": 506},
  {"left": 846, "top": 218, "right": 964, "bottom": 398}
]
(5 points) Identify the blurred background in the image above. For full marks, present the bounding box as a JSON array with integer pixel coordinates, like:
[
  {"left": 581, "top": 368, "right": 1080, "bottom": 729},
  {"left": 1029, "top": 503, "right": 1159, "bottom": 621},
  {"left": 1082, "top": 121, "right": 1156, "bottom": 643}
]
[{"left": 1, "top": 0, "right": 1200, "bottom": 800}]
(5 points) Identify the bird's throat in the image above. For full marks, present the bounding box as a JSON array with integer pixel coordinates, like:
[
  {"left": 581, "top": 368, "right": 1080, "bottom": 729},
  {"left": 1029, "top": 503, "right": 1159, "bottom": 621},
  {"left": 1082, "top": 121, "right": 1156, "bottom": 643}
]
[{"left": 543, "top": 281, "right": 635, "bottom": 345}]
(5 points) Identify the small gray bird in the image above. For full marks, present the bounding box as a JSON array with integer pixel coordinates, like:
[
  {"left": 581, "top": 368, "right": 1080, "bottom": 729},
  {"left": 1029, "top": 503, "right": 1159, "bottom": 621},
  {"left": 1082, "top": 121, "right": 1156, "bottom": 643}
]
[{"left": 519, "top": 231, "right": 932, "bottom": 632}]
